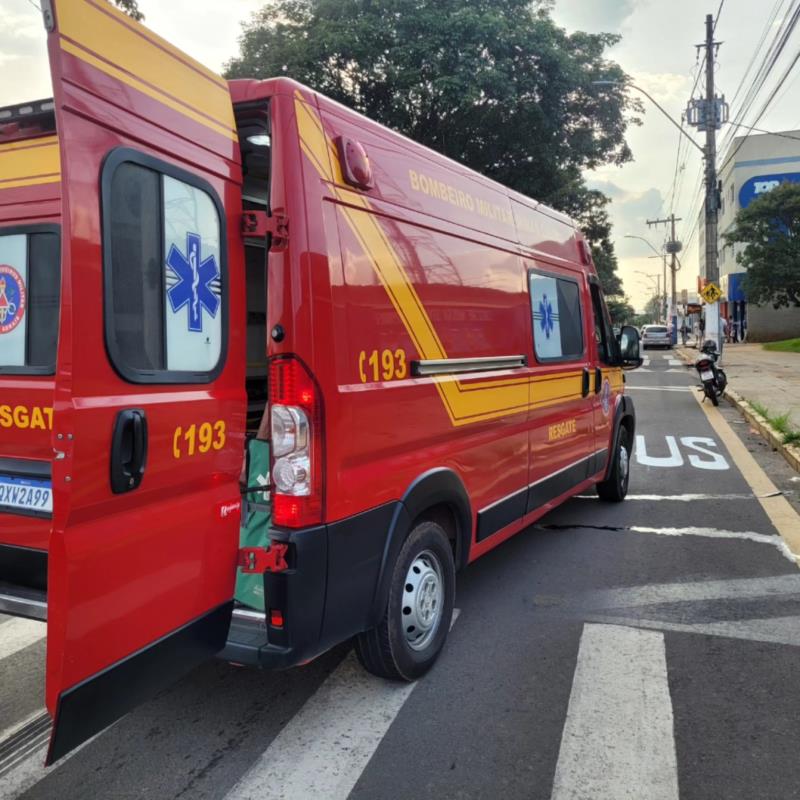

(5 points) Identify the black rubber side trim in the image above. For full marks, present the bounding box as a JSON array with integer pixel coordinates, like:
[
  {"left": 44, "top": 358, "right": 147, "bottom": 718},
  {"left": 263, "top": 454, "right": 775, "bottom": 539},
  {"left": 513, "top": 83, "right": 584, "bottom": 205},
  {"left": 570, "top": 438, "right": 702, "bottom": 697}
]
[
  {"left": 0, "top": 543, "right": 47, "bottom": 591},
  {"left": 476, "top": 486, "right": 528, "bottom": 542},
  {"left": 526, "top": 456, "right": 593, "bottom": 515},
  {"left": 591, "top": 448, "right": 609, "bottom": 476},
  {"left": 47, "top": 601, "right": 233, "bottom": 765}
]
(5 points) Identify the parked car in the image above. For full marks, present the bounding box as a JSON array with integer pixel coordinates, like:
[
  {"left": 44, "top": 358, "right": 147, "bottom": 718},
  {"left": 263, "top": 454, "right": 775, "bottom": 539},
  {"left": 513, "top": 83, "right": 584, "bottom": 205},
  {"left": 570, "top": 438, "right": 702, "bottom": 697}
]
[{"left": 641, "top": 325, "right": 671, "bottom": 349}]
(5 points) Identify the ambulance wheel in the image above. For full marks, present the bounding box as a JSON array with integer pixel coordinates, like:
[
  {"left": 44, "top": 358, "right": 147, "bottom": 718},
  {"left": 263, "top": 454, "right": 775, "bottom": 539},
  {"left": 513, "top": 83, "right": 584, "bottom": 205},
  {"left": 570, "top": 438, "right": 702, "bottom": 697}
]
[
  {"left": 355, "top": 521, "right": 455, "bottom": 682},
  {"left": 597, "top": 426, "right": 631, "bottom": 502}
]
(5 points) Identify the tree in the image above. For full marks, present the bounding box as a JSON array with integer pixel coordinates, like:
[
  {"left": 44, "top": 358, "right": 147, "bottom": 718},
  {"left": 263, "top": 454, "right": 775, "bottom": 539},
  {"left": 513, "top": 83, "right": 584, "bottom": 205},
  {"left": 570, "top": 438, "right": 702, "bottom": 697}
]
[
  {"left": 723, "top": 182, "right": 800, "bottom": 308},
  {"left": 225, "top": 0, "right": 639, "bottom": 266},
  {"left": 566, "top": 188, "right": 624, "bottom": 296},
  {"left": 644, "top": 294, "right": 662, "bottom": 323},
  {"left": 111, "top": 0, "right": 143, "bottom": 20},
  {"left": 606, "top": 295, "right": 635, "bottom": 325}
]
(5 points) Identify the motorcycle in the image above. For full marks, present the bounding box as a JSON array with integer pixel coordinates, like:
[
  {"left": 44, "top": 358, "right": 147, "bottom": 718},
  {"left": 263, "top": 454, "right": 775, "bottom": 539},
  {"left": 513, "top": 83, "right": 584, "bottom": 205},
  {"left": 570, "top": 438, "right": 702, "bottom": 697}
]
[{"left": 695, "top": 340, "right": 727, "bottom": 406}]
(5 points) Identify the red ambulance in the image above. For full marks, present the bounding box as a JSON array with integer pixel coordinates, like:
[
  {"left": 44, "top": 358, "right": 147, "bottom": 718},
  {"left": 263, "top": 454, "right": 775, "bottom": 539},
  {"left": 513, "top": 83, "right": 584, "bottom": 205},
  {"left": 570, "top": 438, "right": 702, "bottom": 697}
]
[{"left": 0, "top": 0, "right": 641, "bottom": 763}]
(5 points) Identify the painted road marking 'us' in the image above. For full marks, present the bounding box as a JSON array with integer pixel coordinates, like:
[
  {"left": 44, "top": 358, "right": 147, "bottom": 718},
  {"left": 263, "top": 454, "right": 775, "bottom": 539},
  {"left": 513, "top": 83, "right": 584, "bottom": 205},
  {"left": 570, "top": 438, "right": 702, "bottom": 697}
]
[{"left": 635, "top": 435, "right": 730, "bottom": 471}]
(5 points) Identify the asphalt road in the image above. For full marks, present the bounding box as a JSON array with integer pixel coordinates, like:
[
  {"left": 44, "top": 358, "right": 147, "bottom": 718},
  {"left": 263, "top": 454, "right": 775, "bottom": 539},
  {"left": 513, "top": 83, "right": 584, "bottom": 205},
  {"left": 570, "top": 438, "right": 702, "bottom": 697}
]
[{"left": 3, "top": 350, "right": 800, "bottom": 800}]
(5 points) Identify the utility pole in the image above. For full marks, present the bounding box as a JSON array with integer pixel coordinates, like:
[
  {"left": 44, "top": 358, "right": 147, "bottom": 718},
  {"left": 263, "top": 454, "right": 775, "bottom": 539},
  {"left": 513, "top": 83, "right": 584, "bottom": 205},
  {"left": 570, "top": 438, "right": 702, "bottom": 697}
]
[
  {"left": 646, "top": 214, "right": 682, "bottom": 342},
  {"left": 703, "top": 13, "right": 720, "bottom": 353},
  {"left": 687, "top": 13, "right": 727, "bottom": 352}
]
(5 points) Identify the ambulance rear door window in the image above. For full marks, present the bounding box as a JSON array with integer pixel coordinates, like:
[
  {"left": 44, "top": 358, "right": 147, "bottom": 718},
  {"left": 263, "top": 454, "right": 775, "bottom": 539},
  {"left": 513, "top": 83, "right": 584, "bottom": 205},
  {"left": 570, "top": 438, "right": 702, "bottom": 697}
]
[
  {"left": 103, "top": 150, "right": 227, "bottom": 384},
  {"left": 0, "top": 226, "right": 60, "bottom": 374},
  {"left": 529, "top": 270, "right": 584, "bottom": 362}
]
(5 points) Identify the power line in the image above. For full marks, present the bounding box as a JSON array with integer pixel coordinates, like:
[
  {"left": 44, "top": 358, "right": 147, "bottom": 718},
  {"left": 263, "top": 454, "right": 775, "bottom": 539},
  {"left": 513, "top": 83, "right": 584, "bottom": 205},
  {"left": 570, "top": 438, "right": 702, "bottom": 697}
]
[
  {"left": 663, "top": 0, "right": 726, "bottom": 226},
  {"left": 719, "top": 31, "right": 800, "bottom": 173},
  {"left": 717, "top": 0, "right": 800, "bottom": 171}
]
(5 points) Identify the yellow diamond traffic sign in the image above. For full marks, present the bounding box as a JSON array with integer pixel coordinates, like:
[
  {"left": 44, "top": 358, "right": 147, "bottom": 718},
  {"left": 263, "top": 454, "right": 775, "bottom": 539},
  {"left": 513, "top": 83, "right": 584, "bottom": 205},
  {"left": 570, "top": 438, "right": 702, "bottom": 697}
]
[{"left": 700, "top": 282, "right": 722, "bottom": 304}]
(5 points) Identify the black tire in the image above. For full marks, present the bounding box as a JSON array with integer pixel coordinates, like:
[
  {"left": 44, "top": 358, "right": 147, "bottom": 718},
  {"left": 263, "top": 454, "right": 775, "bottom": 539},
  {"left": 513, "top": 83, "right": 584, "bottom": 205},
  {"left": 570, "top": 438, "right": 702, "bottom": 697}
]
[
  {"left": 597, "top": 426, "right": 631, "bottom": 502},
  {"left": 355, "top": 521, "right": 456, "bottom": 681},
  {"left": 704, "top": 382, "right": 719, "bottom": 406}
]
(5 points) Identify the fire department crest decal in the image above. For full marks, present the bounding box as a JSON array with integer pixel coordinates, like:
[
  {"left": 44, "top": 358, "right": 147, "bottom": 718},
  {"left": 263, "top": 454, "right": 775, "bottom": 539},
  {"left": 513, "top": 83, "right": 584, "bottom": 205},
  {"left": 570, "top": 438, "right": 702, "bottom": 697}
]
[
  {"left": 165, "top": 232, "right": 221, "bottom": 332},
  {"left": 0, "top": 264, "right": 26, "bottom": 335},
  {"left": 601, "top": 378, "right": 612, "bottom": 416}
]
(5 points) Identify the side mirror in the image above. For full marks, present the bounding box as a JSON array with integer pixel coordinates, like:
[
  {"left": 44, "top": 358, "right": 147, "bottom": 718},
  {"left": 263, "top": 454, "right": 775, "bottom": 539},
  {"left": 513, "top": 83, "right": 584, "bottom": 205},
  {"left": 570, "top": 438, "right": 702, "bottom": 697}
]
[{"left": 618, "top": 325, "right": 643, "bottom": 370}]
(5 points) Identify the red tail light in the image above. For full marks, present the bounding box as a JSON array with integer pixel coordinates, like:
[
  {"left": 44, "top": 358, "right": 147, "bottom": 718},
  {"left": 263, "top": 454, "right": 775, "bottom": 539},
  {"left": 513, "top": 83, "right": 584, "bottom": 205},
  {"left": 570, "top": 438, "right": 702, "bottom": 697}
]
[
  {"left": 269, "top": 356, "right": 323, "bottom": 528},
  {"left": 697, "top": 359, "right": 712, "bottom": 369}
]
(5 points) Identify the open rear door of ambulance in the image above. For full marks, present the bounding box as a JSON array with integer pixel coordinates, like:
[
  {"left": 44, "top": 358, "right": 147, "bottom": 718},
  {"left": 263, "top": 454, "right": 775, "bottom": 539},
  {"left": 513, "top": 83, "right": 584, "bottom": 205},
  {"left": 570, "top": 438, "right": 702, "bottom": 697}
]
[{"left": 43, "top": 0, "right": 245, "bottom": 763}]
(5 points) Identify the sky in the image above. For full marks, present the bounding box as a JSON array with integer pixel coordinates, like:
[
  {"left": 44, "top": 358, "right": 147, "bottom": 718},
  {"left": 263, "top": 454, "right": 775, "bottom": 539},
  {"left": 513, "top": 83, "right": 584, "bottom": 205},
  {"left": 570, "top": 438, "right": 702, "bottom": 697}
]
[{"left": 2, "top": 0, "right": 800, "bottom": 311}]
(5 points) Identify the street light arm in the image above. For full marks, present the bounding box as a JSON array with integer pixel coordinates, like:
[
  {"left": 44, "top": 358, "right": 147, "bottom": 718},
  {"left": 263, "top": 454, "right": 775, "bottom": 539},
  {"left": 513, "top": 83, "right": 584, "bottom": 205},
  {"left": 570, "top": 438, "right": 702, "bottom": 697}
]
[
  {"left": 593, "top": 80, "right": 706, "bottom": 155},
  {"left": 624, "top": 234, "right": 662, "bottom": 258}
]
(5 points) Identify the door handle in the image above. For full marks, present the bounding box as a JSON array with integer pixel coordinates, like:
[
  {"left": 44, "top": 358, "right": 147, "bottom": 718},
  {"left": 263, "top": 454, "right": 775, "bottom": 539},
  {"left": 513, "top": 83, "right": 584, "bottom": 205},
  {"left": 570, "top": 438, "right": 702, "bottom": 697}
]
[
  {"left": 595, "top": 367, "right": 603, "bottom": 394},
  {"left": 110, "top": 409, "right": 148, "bottom": 494},
  {"left": 581, "top": 368, "right": 590, "bottom": 398}
]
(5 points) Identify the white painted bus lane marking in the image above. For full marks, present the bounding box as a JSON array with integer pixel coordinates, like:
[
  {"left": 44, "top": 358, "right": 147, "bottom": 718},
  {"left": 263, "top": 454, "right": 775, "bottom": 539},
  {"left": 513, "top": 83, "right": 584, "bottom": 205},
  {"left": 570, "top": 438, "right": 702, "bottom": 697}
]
[
  {"left": 576, "top": 493, "right": 756, "bottom": 501},
  {"left": 225, "top": 610, "right": 460, "bottom": 800},
  {"left": 0, "top": 616, "right": 45, "bottom": 661},
  {"left": 691, "top": 388, "right": 800, "bottom": 564},
  {"left": 626, "top": 385, "right": 690, "bottom": 392},
  {"left": 587, "top": 614, "right": 800, "bottom": 649},
  {"left": 635, "top": 434, "right": 730, "bottom": 470},
  {"left": 584, "top": 573, "right": 800, "bottom": 611},
  {"left": 626, "top": 526, "right": 797, "bottom": 563},
  {"left": 550, "top": 624, "right": 678, "bottom": 800}
]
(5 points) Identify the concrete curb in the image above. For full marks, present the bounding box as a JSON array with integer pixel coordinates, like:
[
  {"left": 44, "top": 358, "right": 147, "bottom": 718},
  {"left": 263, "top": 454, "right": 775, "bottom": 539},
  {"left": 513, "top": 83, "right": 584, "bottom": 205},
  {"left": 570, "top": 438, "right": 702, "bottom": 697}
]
[{"left": 674, "top": 347, "right": 800, "bottom": 474}]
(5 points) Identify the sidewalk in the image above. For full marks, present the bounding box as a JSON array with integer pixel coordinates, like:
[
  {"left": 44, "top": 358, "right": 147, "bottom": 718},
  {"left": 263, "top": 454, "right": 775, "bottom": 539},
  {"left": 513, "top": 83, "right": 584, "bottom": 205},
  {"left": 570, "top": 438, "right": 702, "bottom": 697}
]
[{"left": 677, "top": 342, "right": 800, "bottom": 430}]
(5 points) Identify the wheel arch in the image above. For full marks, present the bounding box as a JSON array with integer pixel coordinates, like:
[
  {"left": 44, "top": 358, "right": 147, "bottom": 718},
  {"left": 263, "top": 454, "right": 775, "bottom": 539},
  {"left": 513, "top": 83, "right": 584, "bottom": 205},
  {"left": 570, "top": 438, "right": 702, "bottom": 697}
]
[
  {"left": 367, "top": 468, "right": 473, "bottom": 626},
  {"left": 604, "top": 394, "right": 636, "bottom": 481}
]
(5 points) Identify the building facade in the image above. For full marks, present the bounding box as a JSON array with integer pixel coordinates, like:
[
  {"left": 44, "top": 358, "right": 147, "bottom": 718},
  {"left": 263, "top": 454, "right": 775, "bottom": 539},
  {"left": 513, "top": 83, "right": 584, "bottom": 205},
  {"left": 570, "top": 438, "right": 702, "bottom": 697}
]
[{"left": 698, "top": 129, "right": 800, "bottom": 341}]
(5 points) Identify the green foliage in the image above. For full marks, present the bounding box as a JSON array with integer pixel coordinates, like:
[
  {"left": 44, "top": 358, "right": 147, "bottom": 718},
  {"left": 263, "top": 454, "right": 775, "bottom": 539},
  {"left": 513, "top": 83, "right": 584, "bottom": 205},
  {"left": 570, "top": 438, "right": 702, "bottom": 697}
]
[
  {"left": 762, "top": 337, "right": 800, "bottom": 353},
  {"left": 748, "top": 400, "right": 800, "bottom": 446},
  {"left": 723, "top": 182, "right": 800, "bottom": 308},
  {"left": 749, "top": 400, "right": 770, "bottom": 419},
  {"left": 606, "top": 294, "right": 635, "bottom": 325},
  {"left": 567, "top": 189, "right": 624, "bottom": 296},
  {"left": 226, "top": 0, "right": 638, "bottom": 295},
  {"left": 111, "top": 0, "right": 144, "bottom": 20},
  {"left": 643, "top": 294, "right": 663, "bottom": 323}
]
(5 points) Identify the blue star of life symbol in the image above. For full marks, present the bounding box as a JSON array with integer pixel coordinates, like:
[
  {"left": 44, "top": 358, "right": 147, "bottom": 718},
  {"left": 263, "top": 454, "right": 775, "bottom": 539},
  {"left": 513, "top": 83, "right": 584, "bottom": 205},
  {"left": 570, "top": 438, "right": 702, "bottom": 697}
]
[
  {"left": 166, "top": 232, "right": 220, "bottom": 332},
  {"left": 538, "top": 294, "right": 555, "bottom": 339}
]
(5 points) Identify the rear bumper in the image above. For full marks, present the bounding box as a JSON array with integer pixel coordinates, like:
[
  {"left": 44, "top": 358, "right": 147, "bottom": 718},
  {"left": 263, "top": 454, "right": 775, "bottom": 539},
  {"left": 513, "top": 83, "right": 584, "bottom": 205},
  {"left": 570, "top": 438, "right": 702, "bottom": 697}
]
[{"left": 219, "top": 502, "right": 399, "bottom": 669}]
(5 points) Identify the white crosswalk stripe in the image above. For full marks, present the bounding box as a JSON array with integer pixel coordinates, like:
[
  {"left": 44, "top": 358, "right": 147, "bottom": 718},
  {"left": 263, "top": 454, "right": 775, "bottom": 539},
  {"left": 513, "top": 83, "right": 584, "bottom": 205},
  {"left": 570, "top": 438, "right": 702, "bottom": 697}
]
[
  {"left": 0, "top": 616, "right": 46, "bottom": 661},
  {"left": 225, "top": 609, "right": 460, "bottom": 800},
  {"left": 551, "top": 624, "right": 679, "bottom": 800}
]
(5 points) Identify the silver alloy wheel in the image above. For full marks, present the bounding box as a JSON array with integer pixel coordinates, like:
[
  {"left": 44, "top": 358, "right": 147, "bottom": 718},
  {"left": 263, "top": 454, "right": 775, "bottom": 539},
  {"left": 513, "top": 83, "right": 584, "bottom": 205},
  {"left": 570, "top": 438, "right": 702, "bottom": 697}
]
[
  {"left": 619, "top": 443, "right": 629, "bottom": 484},
  {"left": 402, "top": 549, "right": 444, "bottom": 651}
]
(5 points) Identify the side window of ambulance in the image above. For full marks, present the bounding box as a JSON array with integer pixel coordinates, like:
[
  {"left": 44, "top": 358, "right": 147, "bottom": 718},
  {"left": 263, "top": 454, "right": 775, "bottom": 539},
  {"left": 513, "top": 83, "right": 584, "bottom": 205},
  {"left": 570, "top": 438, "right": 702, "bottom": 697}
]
[
  {"left": 104, "top": 153, "right": 226, "bottom": 382},
  {"left": 0, "top": 228, "right": 60, "bottom": 374},
  {"left": 529, "top": 271, "right": 584, "bottom": 362}
]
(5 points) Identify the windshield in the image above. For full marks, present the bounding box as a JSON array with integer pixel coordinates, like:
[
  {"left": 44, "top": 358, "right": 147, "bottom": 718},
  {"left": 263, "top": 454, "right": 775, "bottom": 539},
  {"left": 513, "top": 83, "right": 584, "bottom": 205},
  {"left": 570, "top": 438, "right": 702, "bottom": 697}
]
[{"left": 645, "top": 326, "right": 668, "bottom": 334}]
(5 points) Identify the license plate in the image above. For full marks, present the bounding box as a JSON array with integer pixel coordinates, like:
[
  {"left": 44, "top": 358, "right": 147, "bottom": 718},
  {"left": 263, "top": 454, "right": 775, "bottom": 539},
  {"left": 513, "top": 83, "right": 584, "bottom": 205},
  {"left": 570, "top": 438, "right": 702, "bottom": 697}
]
[
  {"left": 700, "top": 370, "right": 714, "bottom": 381},
  {"left": 0, "top": 474, "right": 53, "bottom": 513}
]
